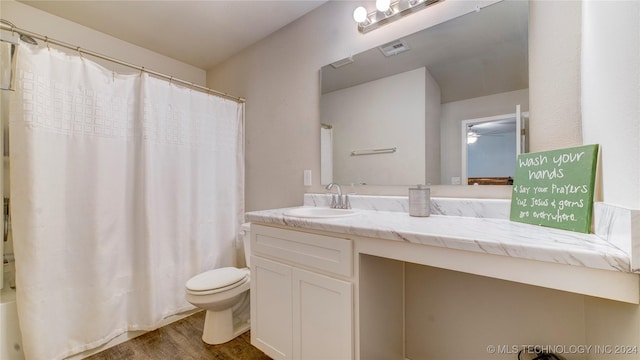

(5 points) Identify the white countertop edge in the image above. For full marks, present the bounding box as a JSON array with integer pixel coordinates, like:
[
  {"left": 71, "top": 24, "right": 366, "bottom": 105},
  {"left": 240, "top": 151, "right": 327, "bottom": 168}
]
[{"left": 245, "top": 206, "right": 631, "bottom": 274}]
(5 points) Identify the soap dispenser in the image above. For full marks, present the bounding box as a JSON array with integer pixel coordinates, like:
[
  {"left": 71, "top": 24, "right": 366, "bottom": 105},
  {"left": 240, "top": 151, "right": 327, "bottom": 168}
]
[{"left": 409, "top": 184, "right": 430, "bottom": 217}]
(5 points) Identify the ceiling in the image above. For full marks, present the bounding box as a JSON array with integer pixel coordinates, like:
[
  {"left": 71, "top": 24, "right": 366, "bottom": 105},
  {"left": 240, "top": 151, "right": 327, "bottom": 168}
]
[
  {"left": 469, "top": 118, "right": 516, "bottom": 137},
  {"left": 18, "top": 0, "right": 328, "bottom": 70}
]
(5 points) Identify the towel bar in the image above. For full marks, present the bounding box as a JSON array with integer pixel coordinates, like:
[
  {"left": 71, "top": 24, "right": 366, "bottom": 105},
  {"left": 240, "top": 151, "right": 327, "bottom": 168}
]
[{"left": 350, "top": 147, "right": 396, "bottom": 156}]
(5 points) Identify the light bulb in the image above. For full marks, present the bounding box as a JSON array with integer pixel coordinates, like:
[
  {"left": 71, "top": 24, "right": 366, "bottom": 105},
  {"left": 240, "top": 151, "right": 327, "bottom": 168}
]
[
  {"left": 353, "top": 6, "right": 368, "bottom": 23},
  {"left": 376, "top": 0, "right": 391, "bottom": 12}
]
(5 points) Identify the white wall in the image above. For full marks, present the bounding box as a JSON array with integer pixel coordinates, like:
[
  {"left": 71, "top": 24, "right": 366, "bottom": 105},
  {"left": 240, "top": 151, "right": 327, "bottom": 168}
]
[
  {"left": 584, "top": 297, "right": 640, "bottom": 360},
  {"left": 321, "top": 67, "right": 427, "bottom": 186},
  {"left": 206, "top": 0, "right": 502, "bottom": 211},
  {"left": 206, "top": 0, "right": 584, "bottom": 210},
  {"left": 581, "top": 0, "right": 640, "bottom": 210},
  {"left": 405, "top": 264, "right": 587, "bottom": 360},
  {"left": 440, "top": 88, "right": 528, "bottom": 184},
  {"left": 528, "top": 0, "right": 582, "bottom": 152},
  {"left": 580, "top": 1, "right": 640, "bottom": 355},
  {"left": 404, "top": 264, "right": 640, "bottom": 360}
]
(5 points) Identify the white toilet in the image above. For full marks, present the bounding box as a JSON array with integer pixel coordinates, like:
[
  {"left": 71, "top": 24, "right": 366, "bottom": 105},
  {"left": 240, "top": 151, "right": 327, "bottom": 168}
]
[{"left": 185, "top": 223, "right": 252, "bottom": 345}]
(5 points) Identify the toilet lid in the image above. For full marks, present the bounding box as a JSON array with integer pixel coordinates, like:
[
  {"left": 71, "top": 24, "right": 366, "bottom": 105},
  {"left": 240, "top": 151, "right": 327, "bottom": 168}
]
[{"left": 185, "top": 267, "right": 248, "bottom": 292}]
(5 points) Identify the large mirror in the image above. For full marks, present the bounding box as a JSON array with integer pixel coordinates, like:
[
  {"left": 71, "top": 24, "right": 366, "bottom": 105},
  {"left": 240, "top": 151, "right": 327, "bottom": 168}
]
[{"left": 320, "top": 0, "right": 529, "bottom": 186}]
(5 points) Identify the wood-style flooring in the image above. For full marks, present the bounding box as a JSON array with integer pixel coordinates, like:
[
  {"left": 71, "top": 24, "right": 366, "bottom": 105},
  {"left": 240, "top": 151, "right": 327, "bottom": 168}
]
[{"left": 85, "top": 311, "right": 271, "bottom": 360}]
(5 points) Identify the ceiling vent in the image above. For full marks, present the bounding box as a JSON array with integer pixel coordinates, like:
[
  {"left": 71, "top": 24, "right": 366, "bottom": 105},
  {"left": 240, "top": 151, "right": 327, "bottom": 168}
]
[
  {"left": 330, "top": 56, "right": 354, "bottom": 69},
  {"left": 378, "top": 39, "right": 410, "bottom": 57}
]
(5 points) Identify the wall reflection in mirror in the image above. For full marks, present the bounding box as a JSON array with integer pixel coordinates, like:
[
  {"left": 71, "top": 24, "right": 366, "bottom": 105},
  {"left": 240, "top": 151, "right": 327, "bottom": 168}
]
[{"left": 320, "top": 0, "right": 529, "bottom": 186}]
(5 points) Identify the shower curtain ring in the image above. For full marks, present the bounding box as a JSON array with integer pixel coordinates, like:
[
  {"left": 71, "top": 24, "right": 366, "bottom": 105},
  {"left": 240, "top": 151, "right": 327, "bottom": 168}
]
[
  {"left": 76, "top": 47, "right": 83, "bottom": 58},
  {"left": 140, "top": 67, "right": 145, "bottom": 77},
  {"left": 45, "top": 36, "right": 50, "bottom": 50}
]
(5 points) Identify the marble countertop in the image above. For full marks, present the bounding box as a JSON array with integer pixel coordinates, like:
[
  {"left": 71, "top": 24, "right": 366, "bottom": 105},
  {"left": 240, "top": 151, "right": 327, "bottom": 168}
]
[{"left": 245, "top": 206, "right": 631, "bottom": 273}]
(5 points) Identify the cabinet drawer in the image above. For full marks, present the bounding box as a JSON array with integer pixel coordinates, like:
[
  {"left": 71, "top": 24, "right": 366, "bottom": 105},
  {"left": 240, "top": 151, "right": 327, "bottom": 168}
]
[{"left": 251, "top": 224, "right": 352, "bottom": 277}]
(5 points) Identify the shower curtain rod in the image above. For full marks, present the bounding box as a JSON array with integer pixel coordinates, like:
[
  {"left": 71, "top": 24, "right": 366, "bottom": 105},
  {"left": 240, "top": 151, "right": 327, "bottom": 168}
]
[{"left": 0, "top": 22, "right": 246, "bottom": 103}]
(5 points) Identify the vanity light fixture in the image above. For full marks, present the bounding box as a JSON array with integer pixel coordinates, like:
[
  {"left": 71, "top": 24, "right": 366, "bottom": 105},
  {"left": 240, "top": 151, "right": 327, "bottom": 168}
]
[{"left": 354, "top": 0, "right": 442, "bottom": 34}]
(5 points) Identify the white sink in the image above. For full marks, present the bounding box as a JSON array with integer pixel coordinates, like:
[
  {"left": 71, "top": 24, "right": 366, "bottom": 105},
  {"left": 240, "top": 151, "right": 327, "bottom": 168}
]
[{"left": 283, "top": 207, "right": 359, "bottom": 219}]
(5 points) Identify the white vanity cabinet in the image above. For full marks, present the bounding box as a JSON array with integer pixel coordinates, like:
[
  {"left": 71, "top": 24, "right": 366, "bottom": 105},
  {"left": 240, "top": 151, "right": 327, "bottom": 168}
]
[{"left": 250, "top": 224, "right": 353, "bottom": 360}]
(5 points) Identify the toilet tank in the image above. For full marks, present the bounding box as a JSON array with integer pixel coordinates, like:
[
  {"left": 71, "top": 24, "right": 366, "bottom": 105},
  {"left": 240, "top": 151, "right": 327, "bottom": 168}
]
[{"left": 240, "top": 223, "right": 251, "bottom": 267}]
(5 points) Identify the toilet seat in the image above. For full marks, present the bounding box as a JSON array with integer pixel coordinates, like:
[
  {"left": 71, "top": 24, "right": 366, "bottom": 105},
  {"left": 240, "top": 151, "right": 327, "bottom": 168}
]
[{"left": 186, "top": 267, "right": 249, "bottom": 295}]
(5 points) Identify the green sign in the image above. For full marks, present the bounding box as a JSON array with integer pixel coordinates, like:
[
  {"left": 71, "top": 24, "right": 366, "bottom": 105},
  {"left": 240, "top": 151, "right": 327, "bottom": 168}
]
[{"left": 509, "top": 144, "right": 599, "bottom": 233}]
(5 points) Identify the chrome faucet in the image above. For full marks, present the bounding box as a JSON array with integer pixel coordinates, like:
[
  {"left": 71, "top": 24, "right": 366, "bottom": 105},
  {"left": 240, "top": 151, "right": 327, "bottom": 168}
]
[{"left": 325, "top": 183, "right": 350, "bottom": 209}]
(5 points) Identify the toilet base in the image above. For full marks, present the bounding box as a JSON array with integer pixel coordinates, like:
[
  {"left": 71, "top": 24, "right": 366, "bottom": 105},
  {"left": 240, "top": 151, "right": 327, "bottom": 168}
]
[
  {"left": 186, "top": 268, "right": 251, "bottom": 345},
  {"left": 202, "top": 308, "right": 250, "bottom": 345}
]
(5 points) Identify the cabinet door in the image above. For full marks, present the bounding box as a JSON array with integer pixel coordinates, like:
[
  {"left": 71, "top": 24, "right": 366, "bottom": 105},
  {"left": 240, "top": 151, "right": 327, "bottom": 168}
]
[
  {"left": 293, "top": 268, "right": 353, "bottom": 360},
  {"left": 251, "top": 256, "right": 293, "bottom": 360}
]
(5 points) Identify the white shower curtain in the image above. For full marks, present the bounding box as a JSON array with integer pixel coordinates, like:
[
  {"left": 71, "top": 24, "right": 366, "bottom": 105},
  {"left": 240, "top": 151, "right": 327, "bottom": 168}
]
[{"left": 9, "top": 46, "right": 244, "bottom": 360}]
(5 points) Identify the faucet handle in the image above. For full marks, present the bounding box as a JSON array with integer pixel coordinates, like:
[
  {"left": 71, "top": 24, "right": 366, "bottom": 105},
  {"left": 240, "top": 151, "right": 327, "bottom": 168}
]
[
  {"left": 343, "top": 194, "right": 351, "bottom": 209},
  {"left": 330, "top": 194, "right": 337, "bottom": 209}
]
